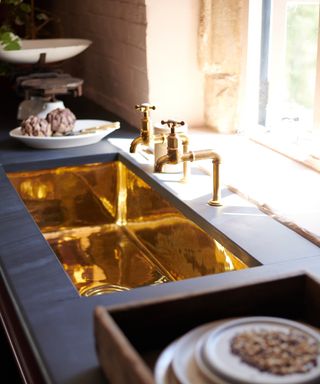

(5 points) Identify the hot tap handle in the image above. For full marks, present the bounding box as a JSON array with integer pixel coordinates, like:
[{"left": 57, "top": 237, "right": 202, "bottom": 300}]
[
  {"left": 135, "top": 103, "right": 156, "bottom": 113},
  {"left": 161, "top": 119, "right": 185, "bottom": 134}
]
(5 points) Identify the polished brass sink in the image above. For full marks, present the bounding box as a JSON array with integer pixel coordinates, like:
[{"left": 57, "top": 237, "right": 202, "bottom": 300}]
[{"left": 7, "top": 161, "right": 247, "bottom": 296}]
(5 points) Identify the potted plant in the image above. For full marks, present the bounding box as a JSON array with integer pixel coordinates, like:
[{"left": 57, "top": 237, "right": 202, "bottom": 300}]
[{"left": 0, "top": 0, "right": 58, "bottom": 50}]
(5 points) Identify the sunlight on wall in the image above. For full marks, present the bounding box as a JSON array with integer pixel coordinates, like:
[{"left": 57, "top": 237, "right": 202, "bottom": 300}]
[{"left": 145, "top": 0, "right": 204, "bottom": 127}]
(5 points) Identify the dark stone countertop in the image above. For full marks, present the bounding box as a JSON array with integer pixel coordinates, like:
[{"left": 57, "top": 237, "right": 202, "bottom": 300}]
[{"left": 0, "top": 90, "right": 320, "bottom": 384}]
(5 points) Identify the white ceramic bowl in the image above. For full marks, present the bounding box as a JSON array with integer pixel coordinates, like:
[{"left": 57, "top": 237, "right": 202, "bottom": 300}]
[{"left": 0, "top": 38, "right": 92, "bottom": 64}]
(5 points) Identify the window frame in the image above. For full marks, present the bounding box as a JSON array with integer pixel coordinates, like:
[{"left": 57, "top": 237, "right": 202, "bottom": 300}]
[{"left": 245, "top": 0, "right": 320, "bottom": 170}]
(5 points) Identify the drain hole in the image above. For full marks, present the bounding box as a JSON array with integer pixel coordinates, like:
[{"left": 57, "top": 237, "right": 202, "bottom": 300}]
[{"left": 80, "top": 284, "right": 131, "bottom": 296}]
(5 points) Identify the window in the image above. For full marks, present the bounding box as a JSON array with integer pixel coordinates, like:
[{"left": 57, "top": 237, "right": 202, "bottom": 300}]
[{"left": 245, "top": 0, "right": 320, "bottom": 167}]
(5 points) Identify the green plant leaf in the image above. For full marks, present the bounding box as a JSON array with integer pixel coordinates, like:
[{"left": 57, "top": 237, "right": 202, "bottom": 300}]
[
  {"left": 4, "top": 40, "right": 21, "bottom": 50},
  {"left": 14, "top": 15, "right": 25, "bottom": 26},
  {"left": 3, "top": 0, "right": 23, "bottom": 5},
  {"left": 1, "top": 0, "right": 58, "bottom": 40},
  {"left": 0, "top": 31, "right": 21, "bottom": 50},
  {"left": 0, "top": 24, "right": 12, "bottom": 34},
  {"left": 19, "top": 3, "right": 32, "bottom": 13},
  {"left": 0, "top": 32, "right": 13, "bottom": 44},
  {"left": 36, "top": 13, "right": 49, "bottom": 21}
]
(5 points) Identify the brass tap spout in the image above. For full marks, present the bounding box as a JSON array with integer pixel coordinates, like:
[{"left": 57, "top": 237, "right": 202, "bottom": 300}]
[
  {"left": 130, "top": 133, "right": 166, "bottom": 153},
  {"left": 181, "top": 150, "right": 221, "bottom": 206},
  {"left": 129, "top": 136, "right": 143, "bottom": 153},
  {"left": 154, "top": 120, "right": 222, "bottom": 206},
  {"left": 130, "top": 103, "right": 157, "bottom": 153},
  {"left": 154, "top": 154, "right": 171, "bottom": 173}
]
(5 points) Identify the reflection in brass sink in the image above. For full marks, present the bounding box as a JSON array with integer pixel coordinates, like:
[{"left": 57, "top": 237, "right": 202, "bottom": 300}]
[{"left": 8, "top": 161, "right": 247, "bottom": 296}]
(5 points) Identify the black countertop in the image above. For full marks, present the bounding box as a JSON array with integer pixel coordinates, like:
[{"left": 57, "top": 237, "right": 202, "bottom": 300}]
[{"left": 1, "top": 90, "right": 320, "bottom": 384}]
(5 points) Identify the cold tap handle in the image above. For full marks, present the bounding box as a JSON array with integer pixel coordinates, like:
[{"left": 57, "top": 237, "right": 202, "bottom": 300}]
[
  {"left": 160, "top": 119, "right": 185, "bottom": 134},
  {"left": 135, "top": 103, "right": 156, "bottom": 114}
]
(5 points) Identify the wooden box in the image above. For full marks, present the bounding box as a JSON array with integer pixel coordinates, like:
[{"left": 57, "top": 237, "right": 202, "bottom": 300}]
[{"left": 94, "top": 273, "right": 320, "bottom": 384}]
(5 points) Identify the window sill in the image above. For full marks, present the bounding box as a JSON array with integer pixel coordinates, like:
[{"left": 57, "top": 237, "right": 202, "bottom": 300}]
[
  {"left": 249, "top": 130, "right": 320, "bottom": 173},
  {"left": 188, "top": 128, "right": 320, "bottom": 247}
]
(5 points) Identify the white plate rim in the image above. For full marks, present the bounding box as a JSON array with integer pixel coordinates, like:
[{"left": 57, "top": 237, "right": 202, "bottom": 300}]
[
  {"left": 194, "top": 332, "right": 229, "bottom": 384},
  {"left": 154, "top": 340, "right": 180, "bottom": 384},
  {"left": 171, "top": 320, "right": 226, "bottom": 384},
  {"left": 9, "top": 119, "right": 119, "bottom": 149}
]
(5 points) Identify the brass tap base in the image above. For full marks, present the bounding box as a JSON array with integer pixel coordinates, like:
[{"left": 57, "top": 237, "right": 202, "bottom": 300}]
[
  {"left": 180, "top": 176, "right": 188, "bottom": 184},
  {"left": 208, "top": 199, "right": 222, "bottom": 207}
]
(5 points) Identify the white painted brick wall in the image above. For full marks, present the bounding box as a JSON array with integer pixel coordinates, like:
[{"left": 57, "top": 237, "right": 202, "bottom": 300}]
[{"left": 48, "top": 0, "right": 148, "bottom": 127}]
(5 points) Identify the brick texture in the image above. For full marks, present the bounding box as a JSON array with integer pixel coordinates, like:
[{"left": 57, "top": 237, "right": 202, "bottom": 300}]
[{"left": 46, "top": 0, "right": 148, "bottom": 127}]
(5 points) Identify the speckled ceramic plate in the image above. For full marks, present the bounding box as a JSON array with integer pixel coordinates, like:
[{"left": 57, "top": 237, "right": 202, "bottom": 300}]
[
  {"left": 9, "top": 119, "right": 119, "bottom": 149},
  {"left": 200, "top": 317, "right": 320, "bottom": 384}
]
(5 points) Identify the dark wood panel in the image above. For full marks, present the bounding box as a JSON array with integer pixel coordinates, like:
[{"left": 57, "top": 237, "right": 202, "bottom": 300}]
[
  {"left": 0, "top": 278, "right": 46, "bottom": 384},
  {"left": 94, "top": 274, "right": 315, "bottom": 384}
]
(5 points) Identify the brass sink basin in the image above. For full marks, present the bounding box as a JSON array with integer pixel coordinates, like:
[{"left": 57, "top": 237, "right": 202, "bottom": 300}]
[{"left": 7, "top": 161, "right": 247, "bottom": 296}]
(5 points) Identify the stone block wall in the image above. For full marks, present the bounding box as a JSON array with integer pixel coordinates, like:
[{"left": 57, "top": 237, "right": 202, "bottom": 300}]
[
  {"left": 46, "top": 0, "right": 148, "bottom": 127},
  {"left": 44, "top": 0, "right": 207, "bottom": 129}
]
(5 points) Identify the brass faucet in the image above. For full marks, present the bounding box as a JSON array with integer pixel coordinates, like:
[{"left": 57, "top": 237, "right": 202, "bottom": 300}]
[
  {"left": 154, "top": 120, "right": 222, "bottom": 206},
  {"left": 129, "top": 103, "right": 166, "bottom": 153}
]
